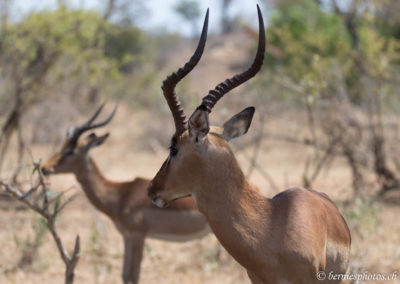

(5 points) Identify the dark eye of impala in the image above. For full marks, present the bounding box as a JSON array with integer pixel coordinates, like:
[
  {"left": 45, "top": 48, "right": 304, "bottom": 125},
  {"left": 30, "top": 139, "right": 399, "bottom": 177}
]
[
  {"left": 169, "top": 145, "right": 178, "bottom": 157},
  {"left": 63, "top": 148, "right": 74, "bottom": 156}
]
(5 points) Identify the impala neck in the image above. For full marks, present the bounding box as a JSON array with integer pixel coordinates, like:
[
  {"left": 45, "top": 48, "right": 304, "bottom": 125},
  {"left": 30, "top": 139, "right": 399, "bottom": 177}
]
[
  {"left": 194, "top": 153, "right": 273, "bottom": 265},
  {"left": 72, "top": 156, "right": 119, "bottom": 216}
]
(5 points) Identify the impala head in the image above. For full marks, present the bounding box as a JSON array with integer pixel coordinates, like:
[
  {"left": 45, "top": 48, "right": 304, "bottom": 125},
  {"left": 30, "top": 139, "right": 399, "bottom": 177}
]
[
  {"left": 41, "top": 103, "right": 117, "bottom": 176},
  {"left": 148, "top": 5, "right": 265, "bottom": 208}
]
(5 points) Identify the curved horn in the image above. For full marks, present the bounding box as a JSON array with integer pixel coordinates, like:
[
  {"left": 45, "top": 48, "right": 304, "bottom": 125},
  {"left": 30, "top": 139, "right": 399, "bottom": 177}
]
[
  {"left": 86, "top": 102, "right": 106, "bottom": 125},
  {"left": 89, "top": 104, "right": 118, "bottom": 129},
  {"left": 162, "top": 9, "right": 209, "bottom": 135},
  {"left": 67, "top": 103, "right": 118, "bottom": 147},
  {"left": 200, "top": 5, "right": 265, "bottom": 112}
]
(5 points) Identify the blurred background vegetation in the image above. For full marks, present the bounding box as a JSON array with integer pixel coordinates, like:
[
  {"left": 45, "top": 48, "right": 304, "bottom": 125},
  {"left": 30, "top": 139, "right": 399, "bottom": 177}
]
[
  {"left": 1, "top": 0, "right": 398, "bottom": 195},
  {"left": 0, "top": 0, "right": 399, "bottom": 282}
]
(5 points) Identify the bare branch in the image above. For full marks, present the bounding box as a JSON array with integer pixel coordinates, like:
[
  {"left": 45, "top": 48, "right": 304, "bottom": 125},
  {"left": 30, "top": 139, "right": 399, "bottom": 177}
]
[
  {"left": 103, "top": 0, "right": 116, "bottom": 20},
  {"left": 303, "top": 135, "right": 341, "bottom": 188},
  {"left": 22, "top": 179, "right": 41, "bottom": 200},
  {"left": 233, "top": 145, "right": 280, "bottom": 193},
  {"left": 56, "top": 193, "right": 79, "bottom": 215},
  {"left": 246, "top": 111, "right": 265, "bottom": 178},
  {"left": 0, "top": 180, "right": 50, "bottom": 219},
  {"left": 65, "top": 235, "right": 80, "bottom": 284},
  {"left": 0, "top": 159, "right": 80, "bottom": 284}
]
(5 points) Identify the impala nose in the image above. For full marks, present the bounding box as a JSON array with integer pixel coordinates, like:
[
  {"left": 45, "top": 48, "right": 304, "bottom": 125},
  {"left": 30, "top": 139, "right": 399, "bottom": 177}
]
[
  {"left": 41, "top": 167, "right": 52, "bottom": 176},
  {"left": 148, "top": 184, "right": 167, "bottom": 208},
  {"left": 152, "top": 197, "right": 166, "bottom": 208}
]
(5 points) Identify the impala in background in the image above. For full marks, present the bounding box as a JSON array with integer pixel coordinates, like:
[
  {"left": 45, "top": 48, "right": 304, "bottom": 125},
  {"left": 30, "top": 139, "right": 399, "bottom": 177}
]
[
  {"left": 148, "top": 5, "right": 351, "bottom": 284},
  {"left": 41, "top": 104, "right": 210, "bottom": 284}
]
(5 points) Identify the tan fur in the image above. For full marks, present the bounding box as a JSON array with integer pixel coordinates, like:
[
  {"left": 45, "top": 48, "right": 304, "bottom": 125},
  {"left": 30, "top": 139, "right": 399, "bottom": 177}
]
[
  {"left": 148, "top": 130, "right": 351, "bottom": 284},
  {"left": 42, "top": 135, "right": 210, "bottom": 284}
]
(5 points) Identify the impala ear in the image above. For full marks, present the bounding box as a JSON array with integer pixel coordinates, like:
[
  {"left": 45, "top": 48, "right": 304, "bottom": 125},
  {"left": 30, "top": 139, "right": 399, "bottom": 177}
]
[
  {"left": 222, "top": 107, "right": 255, "bottom": 142},
  {"left": 188, "top": 106, "right": 210, "bottom": 143},
  {"left": 81, "top": 133, "right": 110, "bottom": 151}
]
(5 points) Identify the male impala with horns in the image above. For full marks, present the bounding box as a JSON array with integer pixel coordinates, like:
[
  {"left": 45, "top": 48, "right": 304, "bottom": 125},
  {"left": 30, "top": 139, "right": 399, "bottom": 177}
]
[{"left": 148, "top": 5, "right": 351, "bottom": 284}]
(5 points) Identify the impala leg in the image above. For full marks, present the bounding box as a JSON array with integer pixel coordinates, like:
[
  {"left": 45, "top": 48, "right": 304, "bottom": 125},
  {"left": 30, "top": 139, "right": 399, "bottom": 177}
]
[{"left": 122, "top": 234, "right": 145, "bottom": 284}]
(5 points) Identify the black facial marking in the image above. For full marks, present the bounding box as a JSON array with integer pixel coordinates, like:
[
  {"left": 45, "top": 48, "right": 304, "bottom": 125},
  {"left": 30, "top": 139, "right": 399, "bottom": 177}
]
[
  {"left": 169, "top": 145, "right": 178, "bottom": 157},
  {"left": 169, "top": 137, "right": 179, "bottom": 157}
]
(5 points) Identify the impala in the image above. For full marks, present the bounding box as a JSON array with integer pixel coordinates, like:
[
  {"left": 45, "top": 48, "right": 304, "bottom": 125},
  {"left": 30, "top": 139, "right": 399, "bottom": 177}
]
[
  {"left": 41, "top": 104, "right": 210, "bottom": 284},
  {"left": 147, "top": 5, "right": 351, "bottom": 284}
]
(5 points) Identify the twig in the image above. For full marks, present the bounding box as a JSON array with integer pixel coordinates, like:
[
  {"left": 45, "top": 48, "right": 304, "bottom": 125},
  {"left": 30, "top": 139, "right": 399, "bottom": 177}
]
[
  {"left": 246, "top": 111, "right": 265, "bottom": 178},
  {"left": 0, "top": 161, "right": 80, "bottom": 284},
  {"left": 233, "top": 145, "right": 280, "bottom": 193},
  {"left": 302, "top": 135, "right": 341, "bottom": 188}
]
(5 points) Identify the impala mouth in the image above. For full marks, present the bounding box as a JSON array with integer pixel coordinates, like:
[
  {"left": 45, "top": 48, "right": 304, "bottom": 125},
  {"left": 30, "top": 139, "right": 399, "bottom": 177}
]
[
  {"left": 172, "top": 194, "right": 191, "bottom": 201},
  {"left": 151, "top": 197, "right": 168, "bottom": 208}
]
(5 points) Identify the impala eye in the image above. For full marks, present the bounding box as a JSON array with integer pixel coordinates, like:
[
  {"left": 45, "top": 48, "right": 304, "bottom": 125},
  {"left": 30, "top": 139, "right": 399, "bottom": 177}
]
[
  {"left": 63, "top": 148, "right": 74, "bottom": 156},
  {"left": 169, "top": 145, "right": 178, "bottom": 157}
]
